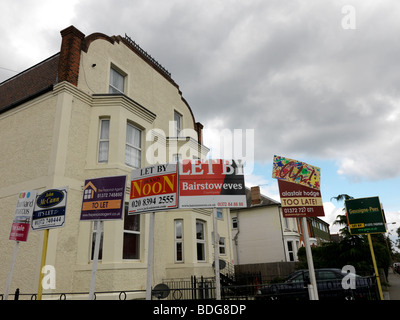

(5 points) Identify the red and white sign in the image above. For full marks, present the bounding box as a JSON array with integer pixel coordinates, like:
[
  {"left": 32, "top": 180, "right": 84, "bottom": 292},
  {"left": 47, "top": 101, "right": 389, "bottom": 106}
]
[
  {"left": 129, "top": 164, "right": 178, "bottom": 214},
  {"left": 179, "top": 159, "right": 246, "bottom": 208},
  {"left": 9, "top": 190, "right": 37, "bottom": 242},
  {"left": 277, "top": 179, "right": 325, "bottom": 218}
]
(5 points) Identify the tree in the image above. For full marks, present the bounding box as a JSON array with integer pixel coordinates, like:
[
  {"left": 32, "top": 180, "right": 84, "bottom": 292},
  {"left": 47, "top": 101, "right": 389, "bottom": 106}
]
[
  {"left": 296, "top": 194, "right": 391, "bottom": 277},
  {"left": 396, "top": 227, "right": 400, "bottom": 251},
  {"left": 331, "top": 194, "right": 353, "bottom": 237}
]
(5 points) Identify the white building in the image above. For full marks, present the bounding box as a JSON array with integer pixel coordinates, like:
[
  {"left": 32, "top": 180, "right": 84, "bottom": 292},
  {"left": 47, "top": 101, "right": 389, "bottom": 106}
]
[
  {"left": 0, "top": 26, "right": 233, "bottom": 299},
  {"left": 230, "top": 186, "right": 301, "bottom": 266}
]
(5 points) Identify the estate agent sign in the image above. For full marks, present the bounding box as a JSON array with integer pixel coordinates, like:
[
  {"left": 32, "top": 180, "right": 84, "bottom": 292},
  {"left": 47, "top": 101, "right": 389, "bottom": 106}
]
[
  {"left": 9, "top": 190, "right": 37, "bottom": 241},
  {"left": 345, "top": 196, "right": 386, "bottom": 235},
  {"left": 129, "top": 164, "right": 178, "bottom": 214},
  {"left": 178, "top": 159, "right": 246, "bottom": 209},
  {"left": 32, "top": 187, "right": 68, "bottom": 230},
  {"left": 80, "top": 176, "right": 126, "bottom": 220},
  {"left": 272, "top": 155, "right": 325, "bottom": 217}
]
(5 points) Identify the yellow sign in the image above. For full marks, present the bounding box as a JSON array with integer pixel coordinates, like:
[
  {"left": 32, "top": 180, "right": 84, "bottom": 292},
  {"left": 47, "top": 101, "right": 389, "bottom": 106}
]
[{"left": 349, "top": 223, "right": 365, "bottom": 229}]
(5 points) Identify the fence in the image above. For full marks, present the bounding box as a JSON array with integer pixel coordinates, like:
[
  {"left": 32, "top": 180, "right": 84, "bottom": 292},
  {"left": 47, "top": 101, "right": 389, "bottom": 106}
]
[
  {"left": 0, "top": 288, "right": 146, "bottom": 300},
  {"left": 256, "top": 276, "right": 379, "bottom": 300},
  {"left": 234, "top": 261, "right": 299, "bottom": 282},
  {"left": 162, "top": 272, "right": 262, "bottom": 300}
]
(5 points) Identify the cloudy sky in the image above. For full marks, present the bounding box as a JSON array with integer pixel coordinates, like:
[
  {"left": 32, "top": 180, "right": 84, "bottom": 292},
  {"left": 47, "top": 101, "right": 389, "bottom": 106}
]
[{"left": 1, "top": 0, "right": 399, "bottom": 241}]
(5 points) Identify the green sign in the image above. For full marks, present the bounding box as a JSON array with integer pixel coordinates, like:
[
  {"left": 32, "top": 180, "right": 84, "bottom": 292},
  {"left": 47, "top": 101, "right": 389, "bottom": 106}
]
[{"left": 345, "top": 197, "right": 386, "bottom": 235}]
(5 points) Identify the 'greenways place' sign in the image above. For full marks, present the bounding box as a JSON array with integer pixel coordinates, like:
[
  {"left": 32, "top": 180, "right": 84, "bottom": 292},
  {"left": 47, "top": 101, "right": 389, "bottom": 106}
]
[{"left": 345, "top": 196, "right": 386, "bottom": 235}]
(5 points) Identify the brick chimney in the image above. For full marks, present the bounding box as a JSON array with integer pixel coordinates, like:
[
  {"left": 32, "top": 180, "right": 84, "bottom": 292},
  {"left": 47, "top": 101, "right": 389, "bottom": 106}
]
[
  {"left": 58, "top": 26, "right": 85, "bottom": 86},
  {"left": 250, "top": 186, "right": 261, "bottom": 205}
]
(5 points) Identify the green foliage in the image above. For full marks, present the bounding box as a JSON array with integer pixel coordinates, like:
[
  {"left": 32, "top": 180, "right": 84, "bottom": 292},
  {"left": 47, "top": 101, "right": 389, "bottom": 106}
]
[{"left": 297, "top": 234, "right": 391, "bottom": 276}]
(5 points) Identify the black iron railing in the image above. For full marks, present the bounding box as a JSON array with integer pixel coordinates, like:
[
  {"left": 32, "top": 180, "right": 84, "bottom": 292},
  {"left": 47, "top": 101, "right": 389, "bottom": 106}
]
[{"left": 124, "top": 34, "right": 171, "bottom": 78}]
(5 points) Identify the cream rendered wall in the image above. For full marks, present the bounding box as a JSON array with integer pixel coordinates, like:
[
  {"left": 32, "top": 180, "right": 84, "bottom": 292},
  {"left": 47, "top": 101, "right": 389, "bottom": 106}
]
[
  {"left": 74, "top": 37, "right": 229, "bottom": 293},
  {"left": 0, "top": 87, "right": 83, "bottom": 295},
  {"left": 79, "top": 38, "right": 196, "bottom": 138},
  {"left": 0, "top": 36, "right": 230, "bottom": 298}
]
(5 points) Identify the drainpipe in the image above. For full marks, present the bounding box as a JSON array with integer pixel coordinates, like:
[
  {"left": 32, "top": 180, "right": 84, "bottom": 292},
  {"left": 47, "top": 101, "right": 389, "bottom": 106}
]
[{"left": 233, "top": 211, "right": 240, "bottom": 265}]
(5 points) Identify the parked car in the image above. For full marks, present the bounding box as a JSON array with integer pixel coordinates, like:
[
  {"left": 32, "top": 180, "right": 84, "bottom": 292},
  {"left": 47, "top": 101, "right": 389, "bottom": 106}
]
[{"left": 256, "top": 268, "right": 377, "bottom": 300}]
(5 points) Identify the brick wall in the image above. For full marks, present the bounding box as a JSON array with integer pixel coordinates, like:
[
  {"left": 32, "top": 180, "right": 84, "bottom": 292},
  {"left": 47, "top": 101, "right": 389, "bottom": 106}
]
[{"left": 58, "top": 26, "right": 85, "bottom": 86}]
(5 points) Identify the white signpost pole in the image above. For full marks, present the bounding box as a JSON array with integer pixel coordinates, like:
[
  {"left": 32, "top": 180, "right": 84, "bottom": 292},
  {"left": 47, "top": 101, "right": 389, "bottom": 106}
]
[
  {"left": 89, "top": 220, "right": 103, "bottom": 300},
  {"left": 6, "top": 190, "right": 37, "bottom": 300},
  {"left": 4, "top": 241, "right": 20, "bottom": 300},
  {"left": 146, "top": 212, "right": 155, "bottom": 300},
  {"left": 213, "top": 207, "right": 221, "bottom": 300},
  {"left": 302, "top": 217, "right": 319, "bottom": 300}
]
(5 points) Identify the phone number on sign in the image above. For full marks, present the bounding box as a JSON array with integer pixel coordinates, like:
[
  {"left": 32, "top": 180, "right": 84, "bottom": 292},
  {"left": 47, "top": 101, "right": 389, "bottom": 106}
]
[
  {"left": 283, "top": 207, "right": 314, "bottom": 214},
  {"left": 131, "top": 195, "right": 175, "bottom": 207},
  {"left": 129, "top": 194, "right": 177, "bottom": 213}
]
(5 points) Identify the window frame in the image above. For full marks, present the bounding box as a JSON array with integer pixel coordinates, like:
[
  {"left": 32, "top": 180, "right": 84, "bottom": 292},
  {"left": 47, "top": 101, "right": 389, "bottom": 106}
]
[
  {"left": 98, "top": 118, "right": 110, "bottom": 163},
  {"left": 123, "top": 205, "right": 141, "bottom": 260},
  {"left": 287, "top": 240, "right": 294, "bottom": 262},
  {"left": 173, "top": 111, "right": 182, "bottom": 137},
  {"left": 90, "top": 221, "right": 103, "bottom": 261},
  {"left": 109, "top": 66, "right": 126, "bottom": 94},
  {"left": 232, "top": 217, "right": 238, "bottom": 229},
  {"left": 196, "top": 220, "right": 206, "bottom": 262},
  {"left": 174, "top": 219, "right": 184, "bottom": 263},
  {"left": 219, "top": 237, "right": 226, "bottom": 255},
  {"left": 125, "top": 122, "right": 142, "bottom": 168}
]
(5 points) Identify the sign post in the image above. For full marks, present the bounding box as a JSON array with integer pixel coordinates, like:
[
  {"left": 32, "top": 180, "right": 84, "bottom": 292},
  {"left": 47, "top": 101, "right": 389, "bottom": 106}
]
[
  {"left": 213, "top": 208, "right": 221, "bottom": 300},
  {"left": 145, "top": 212, "right": 155, "bottom": 300},
  {"left": 80, "top": 175, "right": 126, "bottom": 300},
  {"left": 178, "top": 159, "right": 246, "bottom": 300},
  {"left": 272, "top": 155, "right": 324, "bottom": 300},
  {"left": 129, "top": 164, "right": 178, "bottom": 300},
  {"left": 345, "top": 196, "right": 386, "bottom": 300},
  {"left": 32, "top": 187, "right": 68, "bottom": 300},
  {"left": 5, "top": 190, "right": 37, "bottom": 300},
  {"left": 302, "top": 217, "right": 319, "bottom": 300},
  {"left": 89, "top": 220, "right": 103, "bottom": 301}
]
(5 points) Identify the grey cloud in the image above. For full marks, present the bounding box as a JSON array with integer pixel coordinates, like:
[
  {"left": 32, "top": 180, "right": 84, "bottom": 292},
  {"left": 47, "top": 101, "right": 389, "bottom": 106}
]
[{"left": 2, "top": 0, "right": 400, "bottom": 182}]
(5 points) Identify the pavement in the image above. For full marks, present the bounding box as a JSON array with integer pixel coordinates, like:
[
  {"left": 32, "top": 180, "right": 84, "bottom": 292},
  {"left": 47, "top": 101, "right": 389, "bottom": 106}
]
[{"left": 386, "top": 268, "right": 400, "bottom": 300}]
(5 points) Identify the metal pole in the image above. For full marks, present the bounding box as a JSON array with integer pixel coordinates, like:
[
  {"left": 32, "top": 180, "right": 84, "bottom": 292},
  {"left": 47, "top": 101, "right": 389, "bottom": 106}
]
[
  {"left": 146, "top": 212, "right": 155, "bottom": 300},
  {"left": 302, "top": 217, "right": 319, "bottom": 300},
  {"left": 367, "top": 234, "right": 384, "bottom": 300},
  {"left": 4, "top": 241, "right": 19, "bottom": 300},
  {"left": 89, "top": 221, "right": 103, "bottom": 300},
  {"left": 213, "top": 208, "right": 221, "bottom": 300},
  {"left": 37, "top": 229, "right": 49, "bottom": 300}
]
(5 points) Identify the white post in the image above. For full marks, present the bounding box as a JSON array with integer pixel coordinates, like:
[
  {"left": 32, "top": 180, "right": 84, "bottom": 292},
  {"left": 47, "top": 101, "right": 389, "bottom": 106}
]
[
  {"left": 302, "top": 217, "right": 319, "bottom": 300},
  {"left": 4, "top": 241, "right": 19, "bottom": 300},
  {"left": 213, "top": 208, "right": 221, "bottom": 300},
  {"left": 146, "top": 212, "right": 155, "bottom": 300},
  {"left": 89, "top": 220, "right": 103, "bottom": 300}
]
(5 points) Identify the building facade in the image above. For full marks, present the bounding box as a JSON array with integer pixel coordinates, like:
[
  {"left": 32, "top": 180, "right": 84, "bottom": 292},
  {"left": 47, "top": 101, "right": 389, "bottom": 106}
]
[
  {"left": 0, "top": 26, "right": 233, "bottom": 299},
  {"left": 230, "top": 186, "right": 301, "bottom": 265}
]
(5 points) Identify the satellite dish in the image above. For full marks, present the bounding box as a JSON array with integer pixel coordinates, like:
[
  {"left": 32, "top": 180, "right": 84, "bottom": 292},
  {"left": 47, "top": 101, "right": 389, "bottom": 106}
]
[
  {"left": 212, "top": 259, "right": 226, "bottom": 270},
  {"left": 152, "top": 283, "right": 170, "bottom": 299}
]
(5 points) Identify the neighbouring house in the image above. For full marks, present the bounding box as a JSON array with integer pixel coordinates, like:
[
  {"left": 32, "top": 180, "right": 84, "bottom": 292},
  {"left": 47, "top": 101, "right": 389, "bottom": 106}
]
[
  {"left": 230, "top": 186, "right": 332, "bottom": 280},
  {"left": 230, "top": 186, "right": 301, "bottom": 266}
]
